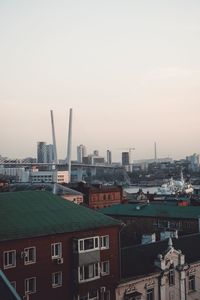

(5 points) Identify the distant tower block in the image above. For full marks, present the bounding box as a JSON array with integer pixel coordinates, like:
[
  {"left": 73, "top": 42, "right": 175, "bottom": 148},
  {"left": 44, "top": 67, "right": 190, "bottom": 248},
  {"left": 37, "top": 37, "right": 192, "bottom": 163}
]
[
  {"left": 46, "top": 144, "right": 54, "bottom": 163},
  {"left": 122, "top": 152, "right": 129, "bottom": 166},
  {"left": 37, "top": 142, "right": 47, "bottom": 163},
  {"left": 77, "top": 144, "right": 87, "bottom": 163},
  {"left": 107, "top": 150, "right": 112, "bottom": 164},
  {"left": 50, "top": 110, "right": 58, "bottom": 164},
  {"left": 66, "top": 108, "right": 73, "bottom": 182}
]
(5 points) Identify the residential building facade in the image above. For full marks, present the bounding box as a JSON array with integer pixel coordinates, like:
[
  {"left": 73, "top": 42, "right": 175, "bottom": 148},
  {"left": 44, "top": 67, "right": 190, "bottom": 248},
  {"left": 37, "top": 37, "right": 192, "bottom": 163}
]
[{"left": 0, "top": 191, "right": 121, "bottom": 300}]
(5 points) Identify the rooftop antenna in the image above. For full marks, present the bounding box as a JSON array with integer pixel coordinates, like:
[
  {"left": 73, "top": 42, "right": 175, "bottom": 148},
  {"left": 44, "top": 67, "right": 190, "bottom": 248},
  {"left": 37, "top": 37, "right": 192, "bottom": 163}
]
[
  {"left": 66, "top": 108, "right": 73, "bottom": 182},
  {"left": 154, "top": 142, "right": 157, "bottom": 163}
]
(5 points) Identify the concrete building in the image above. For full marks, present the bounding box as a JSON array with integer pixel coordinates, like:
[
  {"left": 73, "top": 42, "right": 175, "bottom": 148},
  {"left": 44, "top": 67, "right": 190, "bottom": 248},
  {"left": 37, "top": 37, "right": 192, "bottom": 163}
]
[
  {"left": 93, "top": 150, "right": 99, "bottom": 156},
  {"left": 46, "top": 144, "right": 54, "bottom": 163},
  {"left": 0, "top": 167, "right": 29, "bottom": 182},
  {"left": 82, "top": 155, "right": 105, "bottom": 165},
  {"left": 186, "top": 153, "right": 200, "bottom": 172},
  {"left": 37, "top": 142, "right": 47, "bottom": 163},
  {"left": 116, "top": 234, "right": 200, "bottom": 300},
  {"left": 77, "top": 145, "right": 87, "bottom": 163},
  {"left": 122, "top": 152, "right": 129, "bottom": 166},
  {"left": 0, "top": 167, "right": 69, "bottom": 184},
  {"left": 107, "top": 150, "right": 112, "bottom": 165},
  {"left": 92, "top": 156, "right": 105, "bottom": 165},
  {"left": 0, "top": 191, "right": 122, "bottom": 300},
  {"left": 30, "top": 169, "right": 69, "bottom": 184}
]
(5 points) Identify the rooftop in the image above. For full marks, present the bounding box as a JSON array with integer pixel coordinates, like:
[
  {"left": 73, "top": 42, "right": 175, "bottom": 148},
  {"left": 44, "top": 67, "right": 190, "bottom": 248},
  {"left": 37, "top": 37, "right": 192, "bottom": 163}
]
[
  {"left": 100, "top": 202, "right": 200, "bottom": 219},
  {"left": 9, "top": 183, "right": 83, "bottom": 196},
  {"left": 0, "top": 191, "right": 121, "bottom": 242},
  {"left": 122, "top": 233, "right": 200, "bottom": 280},
  {"left": 69, "top": 182, "right": 122, "bottom": 193}
]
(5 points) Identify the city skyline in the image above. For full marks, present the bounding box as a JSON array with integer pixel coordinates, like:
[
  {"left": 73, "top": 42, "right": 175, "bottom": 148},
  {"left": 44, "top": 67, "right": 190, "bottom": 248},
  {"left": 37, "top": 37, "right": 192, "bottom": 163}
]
[{"left": 1, "top": 1, "right": 200, "bottom": 161}]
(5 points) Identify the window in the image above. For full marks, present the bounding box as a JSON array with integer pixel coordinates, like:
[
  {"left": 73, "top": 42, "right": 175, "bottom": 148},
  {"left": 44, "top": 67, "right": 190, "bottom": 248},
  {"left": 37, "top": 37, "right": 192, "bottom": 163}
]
[
  {"left": 147, "top": 288, "right": 154, "bottom": 300},
  {"left": 169, "top": 269, "right": 175, "bottom": 285},
  {"left": 189, "top": 274, "right": 195, "bottom": 292},
  {"left": 88, "top": 289, "right": 98, "bottom": 300},
  {"left": 77, "top": 291, "right": 99, "bottom": 300},
  {"left": 78, "top": 237, "right": 99, "bottom": 253},
  {"left": 25, "top": 277, "right": 36, "bottom": 294},
  {"left": 79, "top": 263, "right": 100, "bottom": 282},
  {"left": 100, "top": 236, "right": 109, "bottom": 249},
  {"left": 23, "top": 247, "right": 36, "bottom": 265},
  {"left": 52, "top": 272, "right": 62, "bottom": 288},
  {"left": 3, "top": 250, "right": 16, "bottom": 269},
  {"left": 51, "top": 243, "right": 62, "bottom": 258},
  {"left": 101, "top": 261, "right": 110, "bottom": 276}
]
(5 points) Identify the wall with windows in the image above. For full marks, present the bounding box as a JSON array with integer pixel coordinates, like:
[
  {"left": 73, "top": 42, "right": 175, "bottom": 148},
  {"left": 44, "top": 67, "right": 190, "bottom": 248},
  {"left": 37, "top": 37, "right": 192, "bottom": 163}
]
[
  {"left": 0, "top": 225, "right": 120, "bottom": 300},
  {"left": 116, "top": 274, "right": 159, "bottom": 300},
  {"left": 89, "top": 189, "right": 123, "bottom": 209}
]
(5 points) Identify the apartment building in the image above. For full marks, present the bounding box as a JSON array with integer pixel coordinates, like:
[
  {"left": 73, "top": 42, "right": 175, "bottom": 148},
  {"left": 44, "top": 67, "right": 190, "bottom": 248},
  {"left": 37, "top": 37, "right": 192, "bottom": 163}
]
[{"left": 0, "top": 191, "right": 122, "bottom": 300}]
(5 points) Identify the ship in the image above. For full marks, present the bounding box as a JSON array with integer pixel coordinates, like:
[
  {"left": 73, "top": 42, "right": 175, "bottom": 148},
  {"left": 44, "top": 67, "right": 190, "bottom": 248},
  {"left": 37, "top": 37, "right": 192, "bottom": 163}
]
[{"left": 157, "top": 171, "right": 193, "bottom": 195}]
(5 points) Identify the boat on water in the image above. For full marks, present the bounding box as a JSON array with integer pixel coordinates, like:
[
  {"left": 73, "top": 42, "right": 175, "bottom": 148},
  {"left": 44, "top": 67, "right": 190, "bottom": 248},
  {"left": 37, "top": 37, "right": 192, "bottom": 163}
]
[{"left": 157, "top": 171, "right": 193, "bottom": 195}]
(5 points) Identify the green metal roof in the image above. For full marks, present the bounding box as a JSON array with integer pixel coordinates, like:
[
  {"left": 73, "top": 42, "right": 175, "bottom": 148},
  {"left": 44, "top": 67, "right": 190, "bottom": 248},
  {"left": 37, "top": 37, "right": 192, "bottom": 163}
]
[
  {"left": 0, "top": 191, "right": 121, "bottom": 242},
  {"left": 100, "top": 203, "right": 200, "bottom": 219}
]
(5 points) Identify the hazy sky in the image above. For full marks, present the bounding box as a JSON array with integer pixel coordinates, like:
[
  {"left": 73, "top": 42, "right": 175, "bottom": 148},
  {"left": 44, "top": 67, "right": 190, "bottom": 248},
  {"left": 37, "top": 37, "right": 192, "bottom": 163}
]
[{"left": 1, "top": 0, "right": 200, "bottom": 161}]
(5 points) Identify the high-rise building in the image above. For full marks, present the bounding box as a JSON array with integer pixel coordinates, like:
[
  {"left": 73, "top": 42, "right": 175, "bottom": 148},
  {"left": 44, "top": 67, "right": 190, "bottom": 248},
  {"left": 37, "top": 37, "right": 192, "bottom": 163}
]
[
  {"left": 46, "top": 144, "right": 54, "bottom": 163},
  {"left": 77, "top": 144, "right": 87, "bottom": 163},
  {"left": 37, "top": 142, "right": 47, "bottom": 163},
  {"left": 107, "top": 150, "right": 112, "bottom": 164},
  {"left": 122, "top": 152, "right": 129, "bottom": 166}
]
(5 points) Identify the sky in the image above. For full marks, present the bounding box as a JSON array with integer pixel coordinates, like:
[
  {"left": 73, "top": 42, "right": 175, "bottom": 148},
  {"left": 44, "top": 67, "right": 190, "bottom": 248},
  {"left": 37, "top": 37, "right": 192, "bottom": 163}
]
[{"left": 0, "top": 0, "right": 200, "bottom": 162}]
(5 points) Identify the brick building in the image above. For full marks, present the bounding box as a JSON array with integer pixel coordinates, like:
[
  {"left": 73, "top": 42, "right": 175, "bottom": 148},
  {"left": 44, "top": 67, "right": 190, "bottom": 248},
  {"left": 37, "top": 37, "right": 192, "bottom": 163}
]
[
  {"left": 100, "top": 202, "right": 200, "bottom": 246},
  {"left": 70, "top": 183, "right": 124, "bottom": 209},
  {"left": 0, "top": 191, "right": 122, "bottom": 300}
]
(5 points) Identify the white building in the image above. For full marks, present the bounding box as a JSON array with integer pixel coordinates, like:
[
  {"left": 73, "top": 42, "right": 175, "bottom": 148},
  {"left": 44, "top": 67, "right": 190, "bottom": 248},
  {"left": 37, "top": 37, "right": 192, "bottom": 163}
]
[
  {"left": 0, "top": 166, "right": 69, "bottom": 184},
  {"left": 30, "top": 170, "right": 69, "bottom": 184},
  {"left": 77, "top": 144, "right": 87, "bottom": 163}
]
